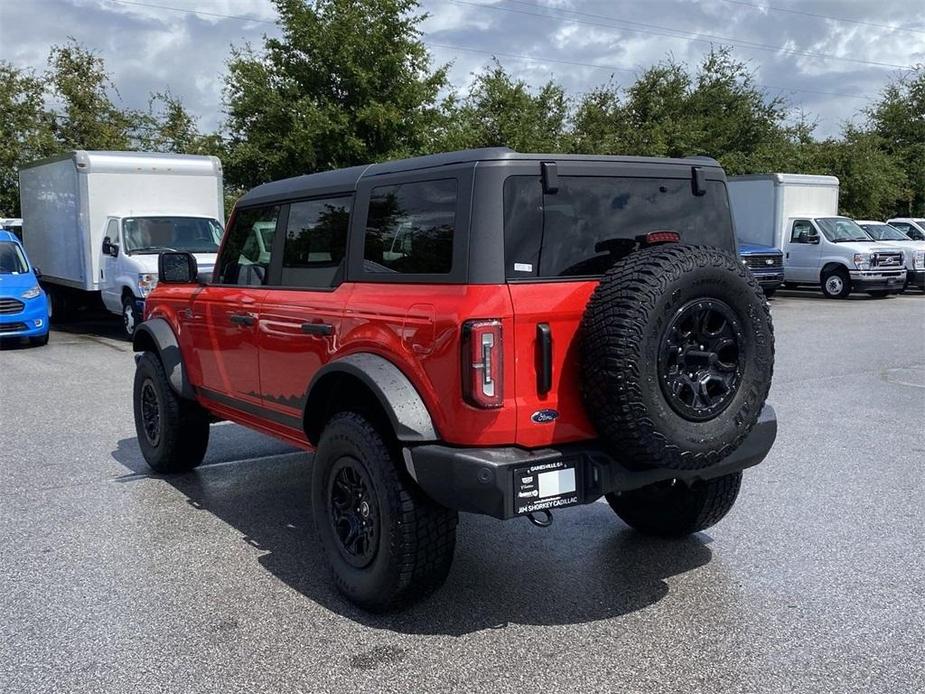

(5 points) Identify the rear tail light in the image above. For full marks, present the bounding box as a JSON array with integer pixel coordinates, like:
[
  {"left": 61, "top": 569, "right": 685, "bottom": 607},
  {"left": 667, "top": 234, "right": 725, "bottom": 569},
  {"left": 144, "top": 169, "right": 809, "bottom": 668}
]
[{"left": 462, "top": 319, "right": 503, "bottom": 408}]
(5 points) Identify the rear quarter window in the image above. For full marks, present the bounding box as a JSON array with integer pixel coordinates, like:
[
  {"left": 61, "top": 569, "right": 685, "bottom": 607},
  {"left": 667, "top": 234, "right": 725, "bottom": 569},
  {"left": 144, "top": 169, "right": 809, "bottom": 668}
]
[
  {"left": 504, "top": 175, "right": 735, "bottom": 279},
  {"left": 363, "top": 179, "right": 456, "bottom": 275}
]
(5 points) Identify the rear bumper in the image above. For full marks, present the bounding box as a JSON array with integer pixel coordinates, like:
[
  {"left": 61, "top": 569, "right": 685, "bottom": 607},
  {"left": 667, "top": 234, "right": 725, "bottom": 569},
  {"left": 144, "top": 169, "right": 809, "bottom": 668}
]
[
  {"left": 407, "top": 404, "right": 777, "bottom": 520},
  {"left": 849, "top": 270, "right": 905, "bottom": 292}
]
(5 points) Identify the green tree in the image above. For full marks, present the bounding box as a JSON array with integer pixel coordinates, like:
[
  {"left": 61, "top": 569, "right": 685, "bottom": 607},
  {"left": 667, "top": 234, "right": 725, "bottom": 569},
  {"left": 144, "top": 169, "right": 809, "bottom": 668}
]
[
  {"left": 0, "top": 62, "right": 57, "bottom": 216},
  {"left": 570, "top": 48, "right": 792, "bottom": 173},
  {"left": 799, "top": 128, "right": 907, "bottom": 219},
  {"left": 867, "top": 67, "right": 925, "bottom": 216},
  {"left": 569, "top": 81, "right": 629, "bottom": 155},
  {"left": 223, "top": 0, "right": 449, "bottom": 190},
  {"left": 46, "top": 39, "right": 143, "bottom": 150},
  {"left": 141, "top": 91, "right": 206, "bottom": 154},
  {"left": 441, "top": 61, "right": 569, "bottom": 152}
]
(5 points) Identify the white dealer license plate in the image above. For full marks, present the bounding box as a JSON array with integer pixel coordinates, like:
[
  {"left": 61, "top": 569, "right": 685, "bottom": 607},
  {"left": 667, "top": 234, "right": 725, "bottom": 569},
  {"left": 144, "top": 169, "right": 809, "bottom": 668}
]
[{"left": 514, "top": 460, "right": 581, "bottom": 515}]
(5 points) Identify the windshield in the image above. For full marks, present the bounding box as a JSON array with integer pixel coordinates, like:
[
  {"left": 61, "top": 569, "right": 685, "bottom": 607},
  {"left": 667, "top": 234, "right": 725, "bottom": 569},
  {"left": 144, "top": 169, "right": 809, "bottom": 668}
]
[
  {"left": 859, "top": 223, "right": 911, "bottom": 241},
  {"left": 815, "top": 217, "right": 873, "bottom": 243},
  {"left": 0, "top": 241, "right": 29, "bottom": 274},
  {"left": 123, "top": 217, "right": 223, "bottom": 254},
  {"left": 504, "top": 175, "right": 734, "bottom": 278}
]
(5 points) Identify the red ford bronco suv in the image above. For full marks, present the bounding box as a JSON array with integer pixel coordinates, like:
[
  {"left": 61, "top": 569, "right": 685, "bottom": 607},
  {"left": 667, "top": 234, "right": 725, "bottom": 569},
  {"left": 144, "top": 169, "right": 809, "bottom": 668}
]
[{"left": 133, "top": 149, "right": 776, "bottom": 611}]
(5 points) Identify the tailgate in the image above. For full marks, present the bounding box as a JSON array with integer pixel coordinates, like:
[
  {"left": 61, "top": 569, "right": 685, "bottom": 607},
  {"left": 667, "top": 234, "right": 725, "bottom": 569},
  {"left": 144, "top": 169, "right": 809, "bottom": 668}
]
[{"left": 507, "top": 281, "right": 598, "bottom": 447}]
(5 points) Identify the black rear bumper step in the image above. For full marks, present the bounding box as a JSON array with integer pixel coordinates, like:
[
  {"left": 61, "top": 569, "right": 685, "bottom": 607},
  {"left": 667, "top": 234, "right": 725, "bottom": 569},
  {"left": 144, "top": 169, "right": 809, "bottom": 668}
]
[{"left": 407, "top": 404, "right": 777, "bottom": 520}]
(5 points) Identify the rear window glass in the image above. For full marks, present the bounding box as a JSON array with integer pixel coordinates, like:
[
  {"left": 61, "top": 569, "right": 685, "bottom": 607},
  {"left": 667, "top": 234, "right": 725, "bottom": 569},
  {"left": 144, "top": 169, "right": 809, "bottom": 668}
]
[
  {"left": 363, "top": 179, "right": 456, "bottom": 274},
  {"left": 504, "top": 175, "right": 735, "bottom": 279}
]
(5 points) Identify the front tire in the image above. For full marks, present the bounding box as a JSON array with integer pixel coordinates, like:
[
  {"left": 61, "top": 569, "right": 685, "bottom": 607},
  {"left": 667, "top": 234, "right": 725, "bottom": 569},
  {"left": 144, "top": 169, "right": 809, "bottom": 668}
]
[
  {"left": 867, "top": 290, "right": 891, "bottom": 298},
  {"left": 29, "top": 333, "right": 49, "bottom": 347},
  {"left": 311, "top": 412, "right": 457, "bottom": 612},
  {"left": 133, "top": 351, "right": 210, "bottom": 473},
  {"left": 821, "top": 269, "right": 851, "bottom": 299},
  {"left": 606, "top": 472, "right": 742, "bottom": 537},
  {"left": 122, "top": 295, "right": 140, "bottom": 337}
]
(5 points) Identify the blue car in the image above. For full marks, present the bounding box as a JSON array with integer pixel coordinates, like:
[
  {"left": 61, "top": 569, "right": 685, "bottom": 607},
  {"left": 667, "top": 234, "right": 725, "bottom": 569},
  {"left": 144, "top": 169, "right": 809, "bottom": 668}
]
[
  {"left": 738, "top": 241, "right": 784, "bottom": 296},
  {"left": 0, "top": 230, "right": 50, "bottom": 346}
]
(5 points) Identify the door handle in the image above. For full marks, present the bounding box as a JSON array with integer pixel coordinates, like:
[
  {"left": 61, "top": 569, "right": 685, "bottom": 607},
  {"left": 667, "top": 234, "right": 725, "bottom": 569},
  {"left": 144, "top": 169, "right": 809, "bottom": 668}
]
[
  {"left": 229, "top": 313, "right": 256, "bottom": 327},
  {"left": 301, "top": 322, "right": 334, "bottom": 336},
  {"left": 536, "top": 323, "right": 552, "bottom": 394}
]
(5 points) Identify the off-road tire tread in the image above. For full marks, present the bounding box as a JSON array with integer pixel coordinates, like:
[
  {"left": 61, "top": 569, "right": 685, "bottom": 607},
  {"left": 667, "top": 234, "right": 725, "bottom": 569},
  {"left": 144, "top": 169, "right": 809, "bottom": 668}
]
[
  {"left": 316, "top": 412, "right": 457, "bottom": 612},
  {"left": 581, "top": 244, "right": 774, "bottom": 471},
  {"left": 607, "top": 471, "right": 742, "bottom": 537},
  {"left": 133, "top": 351, "right": 209, "bottom": 473}
]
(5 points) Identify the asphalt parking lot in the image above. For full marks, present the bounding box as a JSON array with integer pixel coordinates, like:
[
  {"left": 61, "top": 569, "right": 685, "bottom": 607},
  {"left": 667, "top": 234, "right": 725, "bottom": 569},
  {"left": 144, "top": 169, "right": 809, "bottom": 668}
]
[{"left": 1, "top": 290, "right": 923, "bottom": 693}]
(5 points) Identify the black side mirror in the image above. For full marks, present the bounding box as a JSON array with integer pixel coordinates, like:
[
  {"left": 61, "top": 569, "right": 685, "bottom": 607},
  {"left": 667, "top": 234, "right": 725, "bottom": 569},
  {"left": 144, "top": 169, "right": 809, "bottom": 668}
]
[
  {"left": 103, "top": 236, "right": 120, "bottom": 257},
  {"left": 159, "top": 251, "right": 199, "bottom": 284},
  {"left": 807, "top": 233, "right": 820, "bottom": 245}
]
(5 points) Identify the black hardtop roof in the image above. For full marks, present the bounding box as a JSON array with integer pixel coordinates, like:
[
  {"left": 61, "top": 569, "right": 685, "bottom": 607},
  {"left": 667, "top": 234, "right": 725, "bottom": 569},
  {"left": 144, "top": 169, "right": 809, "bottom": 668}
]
[{"left": 237, "top": 148, "right": 721, "bottom": 206}]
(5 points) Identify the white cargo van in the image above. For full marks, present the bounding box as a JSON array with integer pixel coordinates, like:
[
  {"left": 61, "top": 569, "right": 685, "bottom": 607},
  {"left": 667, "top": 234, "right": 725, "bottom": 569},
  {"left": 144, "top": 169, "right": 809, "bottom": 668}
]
[
  {"left": 19, "top": 151, "right": 224, "bottom": 335},
  {"left": 728, "top": 174, "right": 906, "bottom": 298}
]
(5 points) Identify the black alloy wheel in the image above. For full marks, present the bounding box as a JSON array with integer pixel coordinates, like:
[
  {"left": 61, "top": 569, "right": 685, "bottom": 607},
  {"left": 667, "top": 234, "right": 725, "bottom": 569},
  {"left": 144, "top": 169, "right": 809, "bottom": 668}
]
[
  {"left": 328, "top": 457, "right": 379, "bottom": 568},
  {"left": 658, "top": 299, "right": 743, "bottom": 422},
  {"left": 140, "top": 378, "right": 161, "bottom": 446}
]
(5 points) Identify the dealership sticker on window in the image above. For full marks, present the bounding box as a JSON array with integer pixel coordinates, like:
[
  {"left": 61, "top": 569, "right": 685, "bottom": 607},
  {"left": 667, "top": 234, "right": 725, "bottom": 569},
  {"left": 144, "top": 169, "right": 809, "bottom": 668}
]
[{"left": 513, "top": 262, "right": 533, "bottom": 272}]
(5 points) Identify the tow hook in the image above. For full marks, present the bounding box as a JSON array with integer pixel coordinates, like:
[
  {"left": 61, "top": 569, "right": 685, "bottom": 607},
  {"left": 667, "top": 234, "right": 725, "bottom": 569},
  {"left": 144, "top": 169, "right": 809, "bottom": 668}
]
[{"left": 526, "top": 510, "right": 553, "bottom": 528}]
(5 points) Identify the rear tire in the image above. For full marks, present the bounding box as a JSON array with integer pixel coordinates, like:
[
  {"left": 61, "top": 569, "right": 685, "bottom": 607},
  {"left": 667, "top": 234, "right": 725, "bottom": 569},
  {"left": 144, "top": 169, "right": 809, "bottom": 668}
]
[
  {"left": 133, "top": 351, "right": 210, "bottom": 473},
  {"left": 606, "top": 472, "right": 742, "bottom": 537},
  {"left": 763, "top": 288, "right": 776, "bottom": 298},
  {"left": 311, "top": 412, "right": 457, "bottom": 612},
  {"left": 821, "top": 268, "right": 851, "bottom": 299},
  {"left": 47, "top": 287, "right": 73, "bottom": 323}
]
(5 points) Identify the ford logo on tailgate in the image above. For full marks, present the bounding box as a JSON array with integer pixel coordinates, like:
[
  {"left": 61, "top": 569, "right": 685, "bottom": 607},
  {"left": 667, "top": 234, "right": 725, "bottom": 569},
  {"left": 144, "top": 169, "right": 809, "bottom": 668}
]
[{"left": 531, "top": 409, "right": 559, "bottom": 423}]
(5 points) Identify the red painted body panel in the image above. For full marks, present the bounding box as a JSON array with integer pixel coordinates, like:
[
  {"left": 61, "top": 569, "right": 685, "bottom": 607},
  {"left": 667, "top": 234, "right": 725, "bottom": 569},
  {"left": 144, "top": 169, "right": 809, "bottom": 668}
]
[
  {"left": 507, "top": 281, "right": 599, "bottom": 447},
  {"left": 190, "top": 286, "right": 265, "bottom": 402},
  {"left": 339, "top": 283, "right": 518, "bottom": 446},
  {"left": 144, "top": 278, "right": 601, "bottom": 451},
  {"left": 258, "top": 284, "right": 353, "bottom": 421}
]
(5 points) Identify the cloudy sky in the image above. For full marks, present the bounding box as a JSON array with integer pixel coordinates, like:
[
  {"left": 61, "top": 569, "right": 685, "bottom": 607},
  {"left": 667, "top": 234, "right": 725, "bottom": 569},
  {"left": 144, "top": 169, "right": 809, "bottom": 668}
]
[{"left": 1, "top": 0, "right": 922, "bottom": 139}]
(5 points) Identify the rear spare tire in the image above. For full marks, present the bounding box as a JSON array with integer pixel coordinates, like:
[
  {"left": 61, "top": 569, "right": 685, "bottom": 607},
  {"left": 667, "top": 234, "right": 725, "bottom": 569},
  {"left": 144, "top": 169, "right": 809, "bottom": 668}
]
[{"left": 581, "top": 244, "right": 774, "bottom": 471}]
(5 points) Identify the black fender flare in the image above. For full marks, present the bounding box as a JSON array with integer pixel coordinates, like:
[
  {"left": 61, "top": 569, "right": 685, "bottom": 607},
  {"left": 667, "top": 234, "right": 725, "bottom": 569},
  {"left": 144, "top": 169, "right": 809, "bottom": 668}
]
[
  {"left": 132, "top": 318, "right": 194, "bottom": 400},
  {"left": 305, "top": 353, "right": 438, "bottom": 444}
]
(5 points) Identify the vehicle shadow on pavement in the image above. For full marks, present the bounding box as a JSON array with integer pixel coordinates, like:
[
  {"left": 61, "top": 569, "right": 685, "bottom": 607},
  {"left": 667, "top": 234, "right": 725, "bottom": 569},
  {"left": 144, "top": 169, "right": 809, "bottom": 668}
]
[
  {"left": 113, "top": 429, "right": 714, "bottom": 637},
  {"left": 774, "top": 289, "right": 894, "bottom": 301},
  {"left": 52, "top": 311, "right": 128, "bottom": 342}
]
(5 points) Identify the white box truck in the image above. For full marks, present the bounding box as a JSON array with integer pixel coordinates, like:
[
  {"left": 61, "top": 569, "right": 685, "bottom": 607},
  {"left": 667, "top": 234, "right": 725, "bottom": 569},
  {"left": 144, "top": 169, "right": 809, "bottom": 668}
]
[
  {"left": 19, "top": 150, "right": 224, "bottom": 335},
  {"left": 728, "top": 174, "right": 906, "bottom": 298}
]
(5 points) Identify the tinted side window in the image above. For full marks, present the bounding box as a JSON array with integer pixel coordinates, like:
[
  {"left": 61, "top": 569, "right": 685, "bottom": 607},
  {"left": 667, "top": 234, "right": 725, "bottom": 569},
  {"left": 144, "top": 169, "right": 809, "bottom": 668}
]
[
  {"left": 363, "top": 179, "right": 456, "bottom": 274},
  {"left": 503, "top": 176, "right": 735, "bottom": 279},
  {"left": 282, "top": 197, "right": 351, "bottom": 288},
  {"left": 216, "top": 206, "right": 279, "bottom": 286}
]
